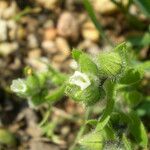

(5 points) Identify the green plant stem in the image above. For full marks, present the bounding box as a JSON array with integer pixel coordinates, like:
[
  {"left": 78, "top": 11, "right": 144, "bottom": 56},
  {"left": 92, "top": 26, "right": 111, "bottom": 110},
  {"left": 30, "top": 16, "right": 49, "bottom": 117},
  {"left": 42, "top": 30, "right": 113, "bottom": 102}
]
[
  {"left": 69, "top": 106, "right": 93, "bottom": 150},
  {"left": 83, "top": 0, "right": 114, "bottom": 46}
]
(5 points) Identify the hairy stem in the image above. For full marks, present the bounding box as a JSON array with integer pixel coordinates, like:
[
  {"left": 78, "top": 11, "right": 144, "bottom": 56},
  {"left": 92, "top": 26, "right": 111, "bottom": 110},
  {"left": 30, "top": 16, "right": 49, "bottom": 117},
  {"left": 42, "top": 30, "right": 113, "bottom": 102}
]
[{"left": 69, "top": 106, "right": 93, "bottom": 150}]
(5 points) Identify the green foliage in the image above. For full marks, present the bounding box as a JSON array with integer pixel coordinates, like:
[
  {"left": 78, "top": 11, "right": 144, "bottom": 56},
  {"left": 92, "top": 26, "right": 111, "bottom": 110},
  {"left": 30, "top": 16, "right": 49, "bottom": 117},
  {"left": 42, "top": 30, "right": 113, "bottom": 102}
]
[
  {"left": 124, "top": 90, "right": 143, "bottom": 107},
  {"left": 128, "top": 111, "right": 148, "bottom": 148},
  {"left": 96, "top": 80, "right": 115, "bottom": 131},
  {"left": 10, "top": 42, "right": 149, "bottom": 150},
  {"left": 119, "top": 68, "right": 144, "bottom": 85},
  {"left": 79, "top": 131, "right": 103, "bottom": 150},
  {"left": 97, "top": 52, "right": 123, "bottom": 78},
  {"left": 122, "top": 134, "right": 133, "bottom": 150},
  {"left": 11, "top": 66, "right": 67, "bottom": 107},
  {"left": 0, "top": 129, "right": 16, "bottom": 146}
]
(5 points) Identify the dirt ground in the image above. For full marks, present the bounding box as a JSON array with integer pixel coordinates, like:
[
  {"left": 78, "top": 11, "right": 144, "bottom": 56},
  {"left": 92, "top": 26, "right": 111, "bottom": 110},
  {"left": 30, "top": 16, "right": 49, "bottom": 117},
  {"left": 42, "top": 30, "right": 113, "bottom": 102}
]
[{"left": 0, "top": 0, "right": 150, "bottom": 150}]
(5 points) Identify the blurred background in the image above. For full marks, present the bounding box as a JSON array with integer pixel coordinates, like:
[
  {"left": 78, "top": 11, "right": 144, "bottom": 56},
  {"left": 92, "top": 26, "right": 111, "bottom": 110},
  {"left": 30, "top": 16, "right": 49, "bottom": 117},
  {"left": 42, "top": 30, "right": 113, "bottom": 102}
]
[{"left": 0, "top": 0, "right": 150, "bottom": 150}]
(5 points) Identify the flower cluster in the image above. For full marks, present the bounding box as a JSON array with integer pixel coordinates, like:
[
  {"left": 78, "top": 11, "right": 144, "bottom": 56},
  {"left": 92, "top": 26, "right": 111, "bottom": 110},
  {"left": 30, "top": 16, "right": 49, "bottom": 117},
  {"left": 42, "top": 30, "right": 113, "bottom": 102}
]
[{"left": 65, "top": 44, "right": 126, "bottom": 106}]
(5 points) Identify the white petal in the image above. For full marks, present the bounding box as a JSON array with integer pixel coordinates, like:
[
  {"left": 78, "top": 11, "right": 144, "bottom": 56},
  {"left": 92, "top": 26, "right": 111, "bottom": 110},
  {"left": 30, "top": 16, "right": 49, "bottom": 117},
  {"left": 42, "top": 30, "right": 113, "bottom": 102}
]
[
  {"left": 10, "top": 78, "right": 27, "bottom": 93},
  {"left": 69, "top": 71, "right": 91, "bottom": 90}
]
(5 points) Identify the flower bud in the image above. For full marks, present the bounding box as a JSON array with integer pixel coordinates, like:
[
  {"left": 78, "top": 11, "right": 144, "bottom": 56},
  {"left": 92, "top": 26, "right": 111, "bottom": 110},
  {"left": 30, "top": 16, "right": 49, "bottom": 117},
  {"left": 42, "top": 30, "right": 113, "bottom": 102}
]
[
  {"left": 25, "top": 75, "right": 41, "bottom": 96},
  {"left": 65, "top": 71, "right": 103, "bottom": 106},
  {"left": 97, "top": 52, "right": 123, "bottom": 78}
]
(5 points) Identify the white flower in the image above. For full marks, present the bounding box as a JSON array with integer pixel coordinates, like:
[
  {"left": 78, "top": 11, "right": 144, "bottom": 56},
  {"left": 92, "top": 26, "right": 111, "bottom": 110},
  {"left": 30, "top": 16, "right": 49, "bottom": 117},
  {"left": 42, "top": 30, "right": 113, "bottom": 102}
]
[
  {"left": 69, "top": 71, "right": 91, "bottom": 90},
  {"left": 10, "top": 78, "right": 27, "bottom": 93}
]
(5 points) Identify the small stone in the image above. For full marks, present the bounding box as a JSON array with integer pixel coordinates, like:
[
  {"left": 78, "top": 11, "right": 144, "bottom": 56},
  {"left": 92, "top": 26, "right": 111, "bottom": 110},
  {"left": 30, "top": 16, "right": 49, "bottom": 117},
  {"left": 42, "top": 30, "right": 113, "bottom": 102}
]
[
  {"left": 0, "top": 42, "right": 18, "bottom": 56},
  {"left": 25, "top": 57, "right": 49, "bottom": 72},
  {"left": 0, "top": 1, "right": 9, "bottom": 18},
  {"left": 43, "top": 20, "right": 54, "bottom": 28},
  {"left": 0, "top": 19, "right": 7, "bottom": 41},
  {"left": 9, "top": 58, "right": 21, "bottom": 70},
  {"left": 91, "top": 0, "right": 128, "bottom": 14},
  {"left": 53, "top": 54, "right": 66, "bottom": 63},
  {"left": 42, "top": 40, "right": 58, "bottom": 54},
  {"left": 7, "top": 20, "right": 17, "bottom": 40},
  {"left": 55, "top": 37, "right": 70, "bottom": 57},
  {"left": 43, "top": 27, "right": 57, "bottom": 40},
  {"left": 27, "top": 34, "right": 39, "bottom": 49},
  {"left": 0, "top": 1, "right": 17, "bottom": 19},
  {"left": 17, "top": 26, "right": 26, "bottom": 40},
  {"left": 36, "top": 0, "right": 59, "bottom": 10},
  {"left": 28, "top": 49, "right": 42, "bottom": 59},
  {"left": 57, "top": 12, "right": 79, "bottom": 41},
  {"left": 82, "top": 21, "right": 99, "bottom": 42},
  {"left": 78, "top": 40, "right": 100, "bottom": 55}
]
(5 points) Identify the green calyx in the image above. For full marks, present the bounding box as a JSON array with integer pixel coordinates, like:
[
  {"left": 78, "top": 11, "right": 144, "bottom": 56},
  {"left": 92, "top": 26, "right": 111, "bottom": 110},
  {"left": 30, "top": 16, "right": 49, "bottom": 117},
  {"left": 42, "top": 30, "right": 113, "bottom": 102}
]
[
  {"left": 65, "top": 77, "right": 104, "bottom": 106},
  {"left": 79, "top": 131, "right": 103, "bottom": 150},
  {"left": 97, "top": 52, "right": 123, "bottom": 78}
]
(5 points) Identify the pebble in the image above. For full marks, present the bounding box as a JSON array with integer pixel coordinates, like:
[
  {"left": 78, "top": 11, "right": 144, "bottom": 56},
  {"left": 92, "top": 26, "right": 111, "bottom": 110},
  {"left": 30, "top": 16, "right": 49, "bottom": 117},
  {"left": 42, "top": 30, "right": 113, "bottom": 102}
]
[
  {"left": 0, "top": 42, "right": 18, "bottom": 56},
  {"left": 0, "top": 1, "right": 8, "bottom": 18},
  {"left": 36, "top": 0, "right": 59, "bottom": 10},
  {"left": 53, "top": 54, "right": 67, "bottom": 63},
  {"left": 42, "top": 40, "right": 58, "bottom": 54},
  {"left": 78, "top": 40, "right": 100, "bottom": 55},
  {"left": 27, "top": 34, "right": 39, "bottom": 49},
  {"left": 7, "top": 20, "right": 18, "bottom": 40},
  {"left": 92, "top": 0, "right": 128, "bottom": 14},
  {"left": 43, "top": 27, "right": 57, "bottom": 41},
  {"left": 57, "top": 12, "right": 79, "bottom": 41},
  {"left": 0, "top": 19, "right": 7, "bottom": 41},
  {"left": 0, "top": 1, "right": 17, "bottom": 19},
  {"left": 17, "top": 26, "right": 26, "bottom": 40},
  {"left": 55, "top": 37, "right": 70, "bottom": 57},
  {"left": 26, "top": 56, "right": 49, "bottom": 73},
  {"left": 92, "top": 0, "right": 117, "bottom": 14},
  {"left": 28, "top": 49, "right": 42, "bottom": 59},
  {"left": 82, "top": 21, "right": 100, "bottom": 42}
]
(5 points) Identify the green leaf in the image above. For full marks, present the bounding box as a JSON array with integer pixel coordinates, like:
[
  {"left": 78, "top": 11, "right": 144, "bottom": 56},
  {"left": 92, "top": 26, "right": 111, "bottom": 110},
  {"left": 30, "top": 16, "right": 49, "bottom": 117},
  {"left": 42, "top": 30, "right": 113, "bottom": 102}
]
[
  {"left": 122, "top": 134, "right": 133, "bottom": 150},
  {"left": 124, "top": 91, "right": 143, "bottom": 107},
  {"left": 119, "top": 68, "right": 144, "bottom": 85},
  {"left": 128, "top": 111, "right": 148, "bottom": 148},
  {"left": 114, "top": 42, "right": 128, "bottom": 63},
  {"left": 137, "top": 60, "right": 150, "bottom": 72},
  {"left": 45, "top": 85, "right": 65, "bottom": 104},
  {"left": 133, "top": 0, "right": 150, "bottom": 18},
  {"left": 127, "top": 32, "right": 150, "bottom": 47},
  {"left": 86, "top": 119, "right": 98, "bottom": 127},
  {"left": 96, "top": 80, "right": 115, "bottom": 131},
  {"left": 79, "top": 53, "right": 99, "bottom": 76},
  {"left": 112, "top": 112, "right": 148, "bottom": 148},
  {"left": 72, "top": 49, "right": 82, "bottom": 61},
  {"left": 114, "top": 42, "right": 126, "bottom": 54},
  {"left": 136, "top": 100, "right": 150, "bottom": 116},
  {"left": 102, "top": 125, "right": 116, "bottom": 140},
  {"left": 79, "top": 131, "right": 103, "bottom": 150},
  {"left": 0, "top": 129, "right": 16, "bottom": 146},
  {"left": 29, "top": 89, "right": 48, "bottom": 106},
  {"left": 26, "top": 75, "right": 41, "bottom": 96}
]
